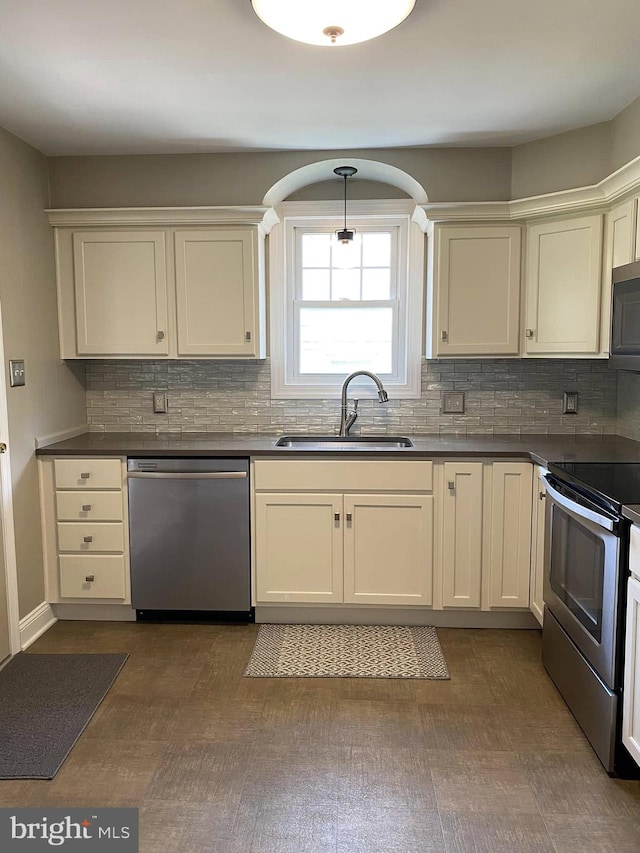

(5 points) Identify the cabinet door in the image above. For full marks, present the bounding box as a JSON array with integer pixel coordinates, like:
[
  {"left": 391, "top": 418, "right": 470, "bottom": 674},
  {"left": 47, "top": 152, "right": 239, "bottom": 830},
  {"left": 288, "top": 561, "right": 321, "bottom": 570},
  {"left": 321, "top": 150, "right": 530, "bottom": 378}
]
[
  {"left": 488, "top": 463, "right": 533, "bottom": 609},
  {"left": 73, "top": 231, "right": 169, "bottom": 356},
  {"left": 529, "top": 466, "right": 547, "bottom": 626},
  {"left": 174, "top": 229, "right": 259, "bottom": 356},
  {"left": 435, "top": 226, "right": 521, "bottom": 356},
  {"left": 601, "top": 199, "right": 637, "bottom": 354},
  {"left": 343, "top": 494, "right": 433, "bottom": 605},
  {"left": 255, "top": 493, "right": 342, "bottom": 603},
  {"left": 525, "top": 215, "right": 603, "bottom": 354},
  {"left": 623, "top": 576, "right": 640, "bottom": 767},
  {"left": 441, "top": 463, "right": 483, "bottom": 608}
]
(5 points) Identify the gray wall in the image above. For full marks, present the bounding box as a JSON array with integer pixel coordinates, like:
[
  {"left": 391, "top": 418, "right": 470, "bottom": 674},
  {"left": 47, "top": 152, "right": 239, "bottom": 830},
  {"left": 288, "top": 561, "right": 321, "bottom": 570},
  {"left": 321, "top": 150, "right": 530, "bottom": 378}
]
[
  {"left": 611, "top": 94, "right": 640, "bottom": 173},
  {"left": 0, "top": 127, "right": 86, "bottom": 618},
  {"left": 47, "top": 147, "right": 513, "bottom": 207},
  {"left": 86, "top": 359, "right": 617, "bottom": 437}
]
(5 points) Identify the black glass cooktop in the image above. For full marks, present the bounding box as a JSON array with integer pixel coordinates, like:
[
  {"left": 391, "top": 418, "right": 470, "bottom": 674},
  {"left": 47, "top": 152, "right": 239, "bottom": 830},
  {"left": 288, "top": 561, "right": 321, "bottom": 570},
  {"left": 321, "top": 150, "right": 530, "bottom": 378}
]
[{"left": 549, "top": 462, "right": 640, "bottom": 514}]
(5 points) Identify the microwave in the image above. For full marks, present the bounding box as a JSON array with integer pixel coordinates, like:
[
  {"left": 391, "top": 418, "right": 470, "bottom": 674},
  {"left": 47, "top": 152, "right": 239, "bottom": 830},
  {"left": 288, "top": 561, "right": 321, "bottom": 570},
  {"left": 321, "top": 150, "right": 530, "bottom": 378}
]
[{"left": 609, "top": 260, "right": 640, "bottom": 370}]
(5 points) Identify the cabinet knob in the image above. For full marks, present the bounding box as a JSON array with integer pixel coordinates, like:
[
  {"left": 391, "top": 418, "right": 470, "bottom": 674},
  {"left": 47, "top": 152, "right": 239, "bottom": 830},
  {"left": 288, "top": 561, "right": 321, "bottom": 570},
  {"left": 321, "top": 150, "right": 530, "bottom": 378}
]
[
  {"left": 441, "top": 330, "right": 448, "bottom": 342},
  {"left": 157, "top": 330, "right": 165, "bottom": 341},
  {"left": 334, "top": 512, "right": 340, "bottom": 522},
  {"left": 448, "top": 481, "right": 455, "bottom": 490},
  {"left": 82, "top": 504, "right": 92, "bottom": 512},
  {"left": 525, "top": 329, "right": 534, "bottom": 338},
  {"left": 245, "top": 331, "right": 252, "bottom": 342},
  {"left": 83, "top": 535, "right": 93, "bottom": 543},
  {"left": 85, "top": 575, "right": 95, "bottom": 583},
  {"left": 539, "top": 491, "right": 546, "bottom": 501},
  {"left": 80, "top": 472, "right": 90, "bottom": 479}
]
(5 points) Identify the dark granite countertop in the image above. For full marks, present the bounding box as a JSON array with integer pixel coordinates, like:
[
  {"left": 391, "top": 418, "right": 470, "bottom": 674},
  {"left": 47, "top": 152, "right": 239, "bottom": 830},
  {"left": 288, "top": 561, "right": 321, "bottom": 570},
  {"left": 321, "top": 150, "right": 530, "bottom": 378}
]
[{"left": 35, "top": 432, "right": 640, "bottom": 468}]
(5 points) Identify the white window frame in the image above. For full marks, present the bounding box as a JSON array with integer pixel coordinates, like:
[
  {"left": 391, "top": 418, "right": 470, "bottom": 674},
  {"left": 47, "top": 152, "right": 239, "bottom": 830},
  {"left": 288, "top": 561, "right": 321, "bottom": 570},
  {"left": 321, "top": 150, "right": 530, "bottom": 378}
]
[{"left": 270, "top": 200, "right": 424, "bottom": 399}]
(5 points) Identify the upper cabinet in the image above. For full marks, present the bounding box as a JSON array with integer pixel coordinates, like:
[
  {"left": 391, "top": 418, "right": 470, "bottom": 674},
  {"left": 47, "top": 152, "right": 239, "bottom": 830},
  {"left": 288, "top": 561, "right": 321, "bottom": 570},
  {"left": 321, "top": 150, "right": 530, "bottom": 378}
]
[
  {"left": 429, "top": 224, "right": 522, "bottom": 357},
  {"left": 72, "top": 231, "right": 170, "bottom": 357},
  {"left": 600, "top": 198, "right": 638, "bottom": 355},
  {"left": 524, "top": 214, "right": 603, "bottom": 355},
  {"left": 49, "top": 208, "right": 275, "bottom": 359}
]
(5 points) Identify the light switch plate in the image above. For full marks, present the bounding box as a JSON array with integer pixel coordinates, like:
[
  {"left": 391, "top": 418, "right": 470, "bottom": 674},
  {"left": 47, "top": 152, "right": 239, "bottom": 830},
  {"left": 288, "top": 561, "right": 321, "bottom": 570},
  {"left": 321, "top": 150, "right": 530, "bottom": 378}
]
[
  {"left": 563, "top": 391, "right": 579, "bottom": 414},
  {"left": 442, "top": 391, "right": 465, "bottom": 414},
  {"left": 9, "top": 359, "right": 25, "bottom": 387}
]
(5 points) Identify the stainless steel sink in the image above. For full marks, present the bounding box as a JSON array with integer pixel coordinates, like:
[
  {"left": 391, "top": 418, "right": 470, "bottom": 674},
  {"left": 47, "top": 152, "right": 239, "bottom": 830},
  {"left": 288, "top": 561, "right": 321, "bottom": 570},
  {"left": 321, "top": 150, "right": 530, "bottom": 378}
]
[{"left": 275, "top": 435, "right": 414, "bottom": 449}]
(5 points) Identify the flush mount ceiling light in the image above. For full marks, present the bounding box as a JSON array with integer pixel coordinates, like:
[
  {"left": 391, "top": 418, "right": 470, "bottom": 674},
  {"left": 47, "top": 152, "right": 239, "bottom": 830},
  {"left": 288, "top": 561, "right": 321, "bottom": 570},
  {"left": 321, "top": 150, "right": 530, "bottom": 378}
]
[{"left": 251, "top": 0, "right": 416, "bottom": 47}]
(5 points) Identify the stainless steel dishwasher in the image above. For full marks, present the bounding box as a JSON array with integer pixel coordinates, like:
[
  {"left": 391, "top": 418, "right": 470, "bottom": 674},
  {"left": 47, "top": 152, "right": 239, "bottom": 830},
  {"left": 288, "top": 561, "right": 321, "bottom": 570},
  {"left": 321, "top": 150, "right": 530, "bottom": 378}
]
[{"left": 127, "top": 458, "right": 251, "bottom": 620}]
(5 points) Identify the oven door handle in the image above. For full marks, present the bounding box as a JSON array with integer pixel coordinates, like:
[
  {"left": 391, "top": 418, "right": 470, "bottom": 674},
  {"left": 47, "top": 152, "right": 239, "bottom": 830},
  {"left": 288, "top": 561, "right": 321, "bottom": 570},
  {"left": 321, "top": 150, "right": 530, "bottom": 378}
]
[{"left": 543, "top": 476, "right": 617, "bottom": 533}]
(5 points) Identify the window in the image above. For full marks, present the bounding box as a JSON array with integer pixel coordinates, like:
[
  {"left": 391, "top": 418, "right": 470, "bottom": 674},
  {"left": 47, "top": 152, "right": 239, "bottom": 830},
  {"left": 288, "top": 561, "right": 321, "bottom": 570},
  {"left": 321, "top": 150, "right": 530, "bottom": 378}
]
[{"left": 270, "top": 200, "right": 424, "bottom": 398}]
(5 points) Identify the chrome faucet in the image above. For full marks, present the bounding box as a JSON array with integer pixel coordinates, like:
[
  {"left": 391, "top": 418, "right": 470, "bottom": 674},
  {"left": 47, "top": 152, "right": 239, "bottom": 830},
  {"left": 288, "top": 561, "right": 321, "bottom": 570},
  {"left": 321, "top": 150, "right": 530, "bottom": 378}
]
[{"left": 339, "top": 371, "right": 389, "bottom": 436}]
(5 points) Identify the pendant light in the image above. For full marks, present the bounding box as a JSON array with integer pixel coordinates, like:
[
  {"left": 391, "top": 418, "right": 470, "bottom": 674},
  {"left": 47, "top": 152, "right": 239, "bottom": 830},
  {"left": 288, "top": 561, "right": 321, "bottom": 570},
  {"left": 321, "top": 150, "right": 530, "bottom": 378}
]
[
  {"left": 332, "top": 166, "right": 360, "bottom": 269},
  {"left": 251, "top": 1, "right": 416, "bottom": 47}
]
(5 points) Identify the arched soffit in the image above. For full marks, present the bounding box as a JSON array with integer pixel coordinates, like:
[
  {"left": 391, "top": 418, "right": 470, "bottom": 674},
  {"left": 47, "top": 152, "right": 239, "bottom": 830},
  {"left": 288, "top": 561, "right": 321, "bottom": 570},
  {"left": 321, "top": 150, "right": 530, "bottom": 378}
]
[{"left": 262, "top": 158, "right": 429, "bottom": 207}]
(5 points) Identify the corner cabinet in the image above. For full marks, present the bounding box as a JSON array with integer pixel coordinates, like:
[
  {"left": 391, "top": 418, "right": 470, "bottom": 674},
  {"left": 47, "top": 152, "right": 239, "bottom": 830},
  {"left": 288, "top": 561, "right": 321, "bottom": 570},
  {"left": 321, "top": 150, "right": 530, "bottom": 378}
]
[
  {"left": 427, "top": 224, "right": 522, "bottom": 357},
  {"left": 48, "top": 208, "right": 277, "bottom": 359},
  {"left": 524, "top": 214, "right": 603, "bottom": 355}
]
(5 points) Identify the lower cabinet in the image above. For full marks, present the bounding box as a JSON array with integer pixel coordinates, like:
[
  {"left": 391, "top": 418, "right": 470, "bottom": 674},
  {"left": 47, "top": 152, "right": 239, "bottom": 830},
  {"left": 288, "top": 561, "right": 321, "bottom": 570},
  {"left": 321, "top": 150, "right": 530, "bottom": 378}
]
[
  {"left": 529, "top": 465, "right": 547, "bottom": 625},
  {"left": 254, "top": 458, "right": 534, "bottom": 614},
  {"left": 255, "top": 491, "right": 434, "bottom": 605},
  {"left": 623, "top": 574, "right": 640, "bottom": 767}
]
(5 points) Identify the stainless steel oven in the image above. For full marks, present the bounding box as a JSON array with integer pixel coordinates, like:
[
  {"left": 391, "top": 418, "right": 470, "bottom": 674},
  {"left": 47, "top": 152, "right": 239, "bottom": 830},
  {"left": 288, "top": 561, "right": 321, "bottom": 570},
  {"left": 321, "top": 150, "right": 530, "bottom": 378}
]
[{"left": 543, "top": 471, "right": 634, "bottom": 775}]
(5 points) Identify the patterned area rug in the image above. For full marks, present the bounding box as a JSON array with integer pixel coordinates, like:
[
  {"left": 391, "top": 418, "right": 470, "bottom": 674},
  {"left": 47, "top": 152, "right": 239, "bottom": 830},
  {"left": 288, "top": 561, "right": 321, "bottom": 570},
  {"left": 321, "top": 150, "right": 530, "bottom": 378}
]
[{"left": 244, "top": 624, "right": 450, "bottom": 679}]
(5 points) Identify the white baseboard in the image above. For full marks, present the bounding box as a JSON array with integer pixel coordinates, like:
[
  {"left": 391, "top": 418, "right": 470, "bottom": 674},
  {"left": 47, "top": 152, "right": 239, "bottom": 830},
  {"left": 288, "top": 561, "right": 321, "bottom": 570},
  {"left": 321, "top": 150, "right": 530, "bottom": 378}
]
[{"left": 19, "top": 601, "right": 57, "bottom": 650}]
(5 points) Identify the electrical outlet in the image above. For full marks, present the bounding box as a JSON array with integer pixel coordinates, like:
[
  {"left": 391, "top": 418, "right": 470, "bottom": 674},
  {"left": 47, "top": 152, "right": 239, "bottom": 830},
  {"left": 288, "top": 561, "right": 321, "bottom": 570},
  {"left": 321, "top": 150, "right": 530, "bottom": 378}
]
[
  {"left": 562, "top": 391, "right": 579, "bottom": 414},
  {"left": 153, "top": 392, "right": 168, "bottom": 413},
  {"left": 442, "top": 391, "right": 465, "bottom": 414},
  {"left": 9, "top": 359, "right": 25, "bottom": 387}
]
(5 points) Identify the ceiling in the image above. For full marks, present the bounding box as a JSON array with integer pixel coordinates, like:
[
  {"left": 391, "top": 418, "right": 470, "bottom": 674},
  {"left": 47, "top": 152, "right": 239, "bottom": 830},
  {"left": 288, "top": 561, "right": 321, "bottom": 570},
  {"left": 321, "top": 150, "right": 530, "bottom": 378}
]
[{"left": 0, "top": 0, "right": 639, "bottom": 156}]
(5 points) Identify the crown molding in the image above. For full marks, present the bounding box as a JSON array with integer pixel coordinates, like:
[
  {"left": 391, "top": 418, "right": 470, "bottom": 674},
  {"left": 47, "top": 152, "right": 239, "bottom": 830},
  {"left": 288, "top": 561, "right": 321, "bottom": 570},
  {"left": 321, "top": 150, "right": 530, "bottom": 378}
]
[
  {"left": 46, "top": 206, "right": 280, "bottom": 233},
  {"left": 421, "top": 154, "right": 640, "bottom": 223}
]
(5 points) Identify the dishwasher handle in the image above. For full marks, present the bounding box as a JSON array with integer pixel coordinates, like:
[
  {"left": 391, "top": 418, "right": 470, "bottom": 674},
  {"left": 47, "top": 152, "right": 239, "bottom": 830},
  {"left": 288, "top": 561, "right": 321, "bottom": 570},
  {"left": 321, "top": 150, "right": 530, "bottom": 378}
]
[{"left": 127, "top": 471, "right": 247, "bottom": 480}]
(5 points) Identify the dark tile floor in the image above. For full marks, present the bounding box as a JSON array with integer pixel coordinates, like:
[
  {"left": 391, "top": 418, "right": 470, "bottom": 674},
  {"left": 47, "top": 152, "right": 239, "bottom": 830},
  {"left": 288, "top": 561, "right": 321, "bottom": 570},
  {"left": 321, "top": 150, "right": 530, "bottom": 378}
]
[{"left": 2, "top": 621, "right": 640, "bottom": 852}]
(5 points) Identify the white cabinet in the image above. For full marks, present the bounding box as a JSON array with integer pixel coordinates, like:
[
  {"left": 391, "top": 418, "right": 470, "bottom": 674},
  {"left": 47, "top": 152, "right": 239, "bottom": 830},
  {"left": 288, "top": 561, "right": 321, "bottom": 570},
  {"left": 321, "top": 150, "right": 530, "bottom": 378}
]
[
  {"left": 38, "top": 456, "right": 130, "bottom": 604},
  {"left": 343, "top": 494, "right": 433, "bottom": 605},
  {"left": 72, "top": 231, "right": 169, "bottom": 356},
  {"left": 524, "top": 214, "right": 603, "bottom": 354},
  {"left": 430, "top": 225, "right": 522, "bottom": 356},
  {"left": 529, "top": 465, "right": 547, "bottom": 626},
  {"left": 440, "top": 462, "right": 483, "bottom": 608},
  {"left": 254, "top": 493, "right": 343, "bottom": 603},
  {"left": 253, "top": 460, "right": 434, "bottom": 606},
  {"left": 50, "top": 210, "right": 272, "bottom": 359},
  {"left": 623, "top": 572, "right": 640, "bottom": 767},
  {"left": 174, "top": 229, "right": 261, "bottom": 357},
  {"left": 601, "top": 198, "right": 638, "bottom": 354},
  {"left": 487, "top": 462, "right": 533, "bottom": 608}
]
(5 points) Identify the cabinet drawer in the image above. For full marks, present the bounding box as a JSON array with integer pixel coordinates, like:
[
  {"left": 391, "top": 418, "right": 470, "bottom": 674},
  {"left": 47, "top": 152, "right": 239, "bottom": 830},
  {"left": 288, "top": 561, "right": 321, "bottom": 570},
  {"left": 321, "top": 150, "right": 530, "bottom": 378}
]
[
  {"left": 56, "top": 491, "right": 124, "bottom": 522},
  {"left": 54, "top": 458, "right": 122, "bottom": 490},
  {"left": 59, "top": 555, "right": 126, "bottom": 599},
  {"left": 57, "top": 522, "right": 125, "bottom": 553},
  {"left": 254, "top": 460, "right": 433, "bottom": 492}
]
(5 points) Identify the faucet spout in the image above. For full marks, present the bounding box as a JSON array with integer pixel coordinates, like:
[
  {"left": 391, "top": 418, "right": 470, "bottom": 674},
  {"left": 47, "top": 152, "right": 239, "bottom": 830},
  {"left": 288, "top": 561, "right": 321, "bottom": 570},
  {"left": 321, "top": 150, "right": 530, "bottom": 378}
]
[{"left": 339, "top": 371, "right": 389, "bottom": 436}]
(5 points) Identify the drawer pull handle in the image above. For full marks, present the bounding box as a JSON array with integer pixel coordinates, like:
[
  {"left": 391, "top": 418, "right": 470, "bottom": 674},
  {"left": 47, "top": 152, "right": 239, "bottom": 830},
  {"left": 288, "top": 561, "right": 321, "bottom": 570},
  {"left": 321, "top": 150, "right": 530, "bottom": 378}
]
[
  {"left": 334, "top": 512, "right": 340, "bottom": 522},
  {"left": 83, "top": 536, "right": 93, "bottom": 543},
  {"left": 82, "top": 504, "right": 92, "bottom": 512},
  {"left": 448, "top": 481, "right": 455, "bottom": 490},
  {"left": 85, "top": 575, "right": 95, "bottom": 582},
  {"left": 80, "top": 472, "right": 91, "bottom": 479},
  {"left": 346, "top": 513, "right": 352, "bottom": 523}
]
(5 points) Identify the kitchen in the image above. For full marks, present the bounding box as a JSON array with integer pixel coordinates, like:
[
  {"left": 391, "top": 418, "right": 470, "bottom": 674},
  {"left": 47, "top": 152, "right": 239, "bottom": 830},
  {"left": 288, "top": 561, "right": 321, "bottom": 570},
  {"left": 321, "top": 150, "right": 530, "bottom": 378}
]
[{"left": 2, "top": 1, "right": 640, "bottom": 850}]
